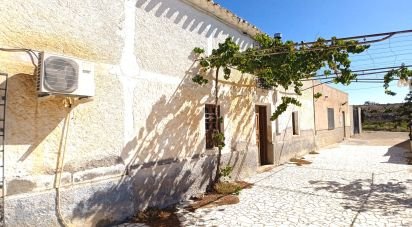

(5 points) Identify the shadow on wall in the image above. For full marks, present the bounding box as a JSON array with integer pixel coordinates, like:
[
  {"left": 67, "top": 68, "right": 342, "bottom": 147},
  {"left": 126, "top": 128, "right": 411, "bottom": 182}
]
[
  {"left": 136, "top": 0, "right": 252, "bottom": 49},
  {"left": 70, "top": 56, "right": 256, "bottom": 225},
  {"left": 220, "top": 77, "right": 256, "bottom": 180},
  {"left": 309, "top": 178, "right": 412, "bottom": 217},
  {"left": 69, "top": 60, "right": 212, "bottom": 225},
  {"left": 383, "top": 140, "right": 411, "bottom": 165},
  {"left": 5, "top": 71, "right": 78, "bottom": 172},
  {"left": 5, "top": 1, "right": 257, "bottom": 224}
]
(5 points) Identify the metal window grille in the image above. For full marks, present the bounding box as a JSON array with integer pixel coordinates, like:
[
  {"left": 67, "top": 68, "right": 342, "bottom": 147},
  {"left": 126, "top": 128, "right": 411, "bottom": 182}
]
[{"left": 205, "top": 104, "right": 221, "bottom": 149}]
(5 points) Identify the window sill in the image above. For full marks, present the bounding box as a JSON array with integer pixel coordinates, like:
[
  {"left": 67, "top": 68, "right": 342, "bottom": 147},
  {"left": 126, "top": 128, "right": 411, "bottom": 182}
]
[{"left": 205, "top": 147, "right": 219, "bottom": 155}]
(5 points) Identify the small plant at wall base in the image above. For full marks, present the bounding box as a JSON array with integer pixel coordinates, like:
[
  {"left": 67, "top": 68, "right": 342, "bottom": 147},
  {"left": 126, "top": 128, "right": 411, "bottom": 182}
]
[{"left": 219, "top": 165, "right": 233, "bottom": 182}]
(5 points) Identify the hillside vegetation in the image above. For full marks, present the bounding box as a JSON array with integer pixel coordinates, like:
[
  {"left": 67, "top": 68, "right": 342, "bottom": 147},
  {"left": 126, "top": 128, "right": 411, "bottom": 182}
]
[{"left": 357, "top": 95, "right": 412, "bottom": 132}]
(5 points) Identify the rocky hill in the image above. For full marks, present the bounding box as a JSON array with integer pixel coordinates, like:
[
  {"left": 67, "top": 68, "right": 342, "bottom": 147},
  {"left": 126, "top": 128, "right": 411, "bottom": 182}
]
[{"left": 355, "top": 103, "right": 409, "bottom": 132}]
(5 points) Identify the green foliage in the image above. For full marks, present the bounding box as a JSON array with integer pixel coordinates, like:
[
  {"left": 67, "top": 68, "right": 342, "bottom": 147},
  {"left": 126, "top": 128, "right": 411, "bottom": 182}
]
[
  {"left": 193, "top": 34, "right": 369, "bottom": 120},
  {"left": 212, "top": 132, "right": 225, "bottom": 149},
  {"left": 398, "top": 91, "right": 412, "bottom": 120},
  {"left": 194, "top": 37, "right": 240, "bottom": 72},
  {"left": 193, "top": 47, "right": 205, "bottom": 54},
  {"left": 271, "top": 97, "right": 302, "bottom": 120},
  {"left": 218, "top": 116, "right": 224, "bottom": 124},
  {"left": 364, "top": 101, "right": 379, "bottom": 105},
  {"left": 219, "top": 165, "right": 233, "bottom": 178},
  {"left": 238, "top": 34, "right": 369, "bottom": 93},
  {"left": 363, "top": 121, "right": 408, "bottom": 132},
  {"left": 313, "top": 92, "right": 323, "bottom": 99},
  {"left": 383, "top": 64, "right": 412, "bottom": 96},
  {"left": 213, "top": 181, "right": 242, "bottom": 195},
  {"left": 192, "top": 74, "right": 208, "bottom": 85},
  {"left": 223, "top": 67, "right": 231, "bottom": 79},
  {"left": 199, "top": 59, "right": 210, "bottom": 67}
]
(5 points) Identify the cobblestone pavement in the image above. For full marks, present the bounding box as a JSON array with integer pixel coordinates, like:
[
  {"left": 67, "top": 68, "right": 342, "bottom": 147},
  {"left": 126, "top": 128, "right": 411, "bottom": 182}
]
[{"left": 119, "top": 134, "right": 412, "bottom": 226}]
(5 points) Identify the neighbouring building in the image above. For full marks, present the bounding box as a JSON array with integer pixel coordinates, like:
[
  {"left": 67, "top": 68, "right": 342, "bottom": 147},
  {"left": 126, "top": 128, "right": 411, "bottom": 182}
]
[
  {"left": 313, "top": 81, "right": 351, "bottom": 147},
  {"left": 0, "top": 0, "right": 350, "bottom": 226}
]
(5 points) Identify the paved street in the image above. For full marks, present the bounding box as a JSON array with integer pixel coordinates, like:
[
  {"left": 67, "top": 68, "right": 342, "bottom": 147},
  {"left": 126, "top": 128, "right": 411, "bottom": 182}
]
[{"left": 121, "top": 132, "right": 412, "bottom": 226}]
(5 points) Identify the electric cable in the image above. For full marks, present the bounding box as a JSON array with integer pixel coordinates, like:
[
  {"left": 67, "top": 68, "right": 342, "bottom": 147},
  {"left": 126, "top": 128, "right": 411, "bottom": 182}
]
[
  {"left": 54, "top": 97, "right": 73, "bottom": 227},
  {"left": 198, "top": 29, "right": 412, "bottom": 61}
]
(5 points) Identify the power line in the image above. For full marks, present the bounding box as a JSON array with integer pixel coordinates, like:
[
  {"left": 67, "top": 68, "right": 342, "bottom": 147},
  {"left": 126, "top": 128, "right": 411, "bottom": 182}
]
[
  {"left": 0, "top": 47, "right": 39, "bottom": 67},
  {"left": 295, "top": 29, "right": 412, "bottom": 46},
  {"left": 351, "top": 79, "right": 399, "bottom": 81},
  {"left": 304, "top": 71, "right": 394, "bottom": 81},
  {"left": 252, "top": 29, "right": 412, "bottom": 56},
  {"left": 198, "top": 29, "right": 412, "bottom": 61},
  {"left": 351, "top": 59, "right": 412, "bottom": 69},
  {"left": 361, "top": 38, "right": 412, "bottom": 48},
  {"left": 301, "top": 80, "right": 335, "bottom": 91},
  {"left": 302, "top": 79, "right": 399, "bottom": 92},
  {"left": 350, "top": 48, "right": 412, "bottom": 58},
  {"left": 347, "top": 81, "right": 395, "bottom": 83},
  {"left": 342, "top": 85, "right": 386, "bottom": 91},
  {"left": 350, "top": 52, "right": 412, "bottom": 62},
  {"left": 307, "top": 64, "right": 412, "bottom": 80}
]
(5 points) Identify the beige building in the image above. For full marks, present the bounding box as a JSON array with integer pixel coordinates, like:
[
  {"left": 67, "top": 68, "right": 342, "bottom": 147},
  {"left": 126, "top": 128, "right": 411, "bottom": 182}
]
[
  {"left": 314, "top": 82, "right": 351, "bottom": 147},
  {"left": 0, "top": 0, "right": 350, "bottom": 226}
]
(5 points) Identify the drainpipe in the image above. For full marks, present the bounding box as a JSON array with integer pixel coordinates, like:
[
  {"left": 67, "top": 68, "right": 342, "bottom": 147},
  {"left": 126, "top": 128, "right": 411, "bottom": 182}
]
[
  {"left": 312, "top": 80, "right": 317, "bottom": 135},
  {"left": 54, "top": 97, "right": 73, "bottom": 227},
  {"left": 312, "top": 80, "right": 317, "bottom": 149}
]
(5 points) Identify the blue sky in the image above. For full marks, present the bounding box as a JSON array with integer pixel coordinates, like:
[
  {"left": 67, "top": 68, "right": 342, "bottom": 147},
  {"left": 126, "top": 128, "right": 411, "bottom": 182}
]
[{"left": 214, "top": 0, "right": 412, "bottom": 104}]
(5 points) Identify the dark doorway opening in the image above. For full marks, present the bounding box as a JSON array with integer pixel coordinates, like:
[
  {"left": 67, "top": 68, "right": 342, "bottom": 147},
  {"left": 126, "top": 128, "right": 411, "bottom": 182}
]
[
  {"left": 353, "top": 108, "right": 360, "bottom": 134},
  {"left": 255, "top": 106, "right": 269, "bottom": 165},
  {"left": 342, "top": 111, "right": 346, "bottom": 138}
]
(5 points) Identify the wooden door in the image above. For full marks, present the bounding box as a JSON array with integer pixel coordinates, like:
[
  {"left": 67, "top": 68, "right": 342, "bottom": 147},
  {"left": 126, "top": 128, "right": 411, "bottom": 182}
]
[{"left": 255, "top": 106, "right": 268, "bottom": 165}]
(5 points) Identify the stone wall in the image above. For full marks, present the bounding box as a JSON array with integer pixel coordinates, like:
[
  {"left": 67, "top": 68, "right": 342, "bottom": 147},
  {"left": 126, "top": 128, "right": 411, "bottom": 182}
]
[
  {"left": 314, "top": 82, "right": 350, "bottom": 148},
  {"left": 0, "top": 0, "right": 258, "bottom": 226},
  {"left": 315, "top": 127, "right": 347, "bottom": 148},
  {"left": 272, "top": 82, "right": 317, "bottom": 164},
  {"left": 0, "top": 0, "right": 350, "bottom": 226}
]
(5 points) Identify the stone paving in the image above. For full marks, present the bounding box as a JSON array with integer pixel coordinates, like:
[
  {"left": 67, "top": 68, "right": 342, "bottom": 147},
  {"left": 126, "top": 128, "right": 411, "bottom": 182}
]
[{"left": 119, "top": 134, "right": 412, "bottom": 226}]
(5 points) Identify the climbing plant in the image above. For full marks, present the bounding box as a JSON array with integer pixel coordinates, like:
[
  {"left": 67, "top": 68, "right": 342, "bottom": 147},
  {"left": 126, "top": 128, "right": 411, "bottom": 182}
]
[
  {"left": 395, "top": 90, "right": 412, "bottom": 128},
  {"left": 313, "top": 92, "right": 323, "bottom": 100},
  {"left": 193, "top": 38, "right": 239, "bottom": 183},
  {"left": 383, "top": 64, "right": 412, "bottom": 96},
  {"left": 192, "top": 34, "right": 369, "bottom": 179},
  {"left": 192, "top": 35, "right": 369, "bottom": 181},
  {"left": 194, "top": 34, "right": 369, "bottom": 119}
]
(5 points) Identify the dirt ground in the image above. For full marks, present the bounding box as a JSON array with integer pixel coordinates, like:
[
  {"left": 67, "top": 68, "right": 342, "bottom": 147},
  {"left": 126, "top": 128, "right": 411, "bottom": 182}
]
[{"left": 348, "top": 131, "right": 411, "bottom": 150}]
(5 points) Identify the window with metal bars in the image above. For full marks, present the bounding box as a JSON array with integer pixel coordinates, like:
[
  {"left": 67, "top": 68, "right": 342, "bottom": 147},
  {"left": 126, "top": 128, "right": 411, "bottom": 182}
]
[
  {"left": 205, "top": 104, "right": 222, "bottom": 149},
  {"left": 328, "top": 108, "right": 335, "bottom": 130}
]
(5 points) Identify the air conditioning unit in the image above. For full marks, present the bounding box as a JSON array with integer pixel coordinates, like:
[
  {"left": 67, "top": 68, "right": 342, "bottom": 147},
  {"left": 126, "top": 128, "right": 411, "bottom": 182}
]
[{"left": 37, "top": 52, "right": 95, "bottom": 97}]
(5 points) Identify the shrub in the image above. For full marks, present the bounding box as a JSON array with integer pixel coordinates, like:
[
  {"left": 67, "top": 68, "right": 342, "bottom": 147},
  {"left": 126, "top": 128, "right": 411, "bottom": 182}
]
[{"left": 214, "top": 182, "right": 242, "bottom": 195}]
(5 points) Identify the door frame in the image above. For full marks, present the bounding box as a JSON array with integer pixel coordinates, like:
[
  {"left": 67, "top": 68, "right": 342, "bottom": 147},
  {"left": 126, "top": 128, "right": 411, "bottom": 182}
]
[{"left": 255, "top": 105, "right": 272, "bottom": 165}]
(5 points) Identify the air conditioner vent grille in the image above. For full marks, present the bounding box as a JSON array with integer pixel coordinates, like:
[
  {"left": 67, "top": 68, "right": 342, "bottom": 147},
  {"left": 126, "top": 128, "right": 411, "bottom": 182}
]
[{"left": 44, "top": 56, "right": 79, "bottom": 92}]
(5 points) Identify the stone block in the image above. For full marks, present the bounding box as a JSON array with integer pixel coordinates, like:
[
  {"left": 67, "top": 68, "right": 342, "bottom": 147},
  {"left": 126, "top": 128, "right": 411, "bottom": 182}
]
[
  {"left": 72, "top": 164, "right": 125, "bottom": 183},
  {"left": 6, "top": 172, "right": 72, "bottom": 196}
]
